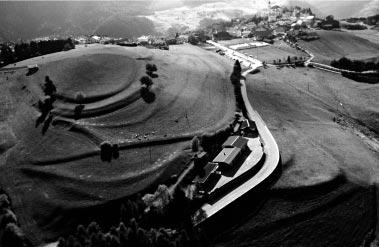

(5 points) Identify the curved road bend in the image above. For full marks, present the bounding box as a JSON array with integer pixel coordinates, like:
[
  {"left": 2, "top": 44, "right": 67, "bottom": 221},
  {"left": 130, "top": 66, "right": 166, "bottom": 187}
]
[{"left": 198, "top": 41, "right": 281, "bottom": 220}]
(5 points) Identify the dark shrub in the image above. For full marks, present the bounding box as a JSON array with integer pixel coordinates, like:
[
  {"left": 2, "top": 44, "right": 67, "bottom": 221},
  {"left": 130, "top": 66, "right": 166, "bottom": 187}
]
[{"left": 100, "top": 141, "right": 113, "bottom": 162}]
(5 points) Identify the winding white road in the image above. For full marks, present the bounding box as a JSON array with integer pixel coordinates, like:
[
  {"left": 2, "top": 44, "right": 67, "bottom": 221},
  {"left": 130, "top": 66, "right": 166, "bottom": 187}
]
[{"left": 197, "top": 41, "right": 281, "bottom": 221}]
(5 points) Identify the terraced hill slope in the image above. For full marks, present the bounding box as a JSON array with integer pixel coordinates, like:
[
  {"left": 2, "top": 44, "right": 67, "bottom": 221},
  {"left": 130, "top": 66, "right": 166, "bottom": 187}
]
[{"left": 0, "top": 44, "right": 236, "bottom": 244}]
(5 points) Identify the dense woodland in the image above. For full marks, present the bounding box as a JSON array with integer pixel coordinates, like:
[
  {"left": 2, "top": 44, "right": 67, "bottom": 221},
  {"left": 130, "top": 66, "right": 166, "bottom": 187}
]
[
  {"left": 0, "top": 38, "right": 75, "bottom": 67},
  {"left": 331, "top": 57, "right": 379, "bottom": 72}
]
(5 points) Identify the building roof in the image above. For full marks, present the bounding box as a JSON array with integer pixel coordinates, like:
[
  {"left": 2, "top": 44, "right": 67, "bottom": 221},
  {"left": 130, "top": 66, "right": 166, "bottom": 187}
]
[
  {"left": 91, "top": 35, "right": 101, "bottom": 40},
  {"left": 213, "top": 147, "right": 241, "bottom": 166},
  {"left": 193, "top": 162, "right": 219, "bottom": 184},
  {"left": 222, "top": 136, "right": 248, "bottom": 149},
  {"left": 137, "top": 35, "right": 149, "bottom": 42}
]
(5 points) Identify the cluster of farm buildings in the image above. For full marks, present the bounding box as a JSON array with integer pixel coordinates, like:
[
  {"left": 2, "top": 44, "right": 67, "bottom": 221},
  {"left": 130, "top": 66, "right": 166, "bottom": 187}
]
[{"left": 192, "top": 117, "right": 258, "bottom": 195}]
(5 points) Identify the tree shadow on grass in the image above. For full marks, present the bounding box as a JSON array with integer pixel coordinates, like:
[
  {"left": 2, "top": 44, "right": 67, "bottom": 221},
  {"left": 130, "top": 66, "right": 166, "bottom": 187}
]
[{"left": 42, "top": 114, "right": 53, "bottom": 135}]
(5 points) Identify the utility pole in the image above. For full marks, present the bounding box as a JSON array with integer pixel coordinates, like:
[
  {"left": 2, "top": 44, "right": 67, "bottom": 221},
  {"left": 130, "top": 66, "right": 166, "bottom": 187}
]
[{"left": 185, "top": 109, "right": 190, "bottom": 128}]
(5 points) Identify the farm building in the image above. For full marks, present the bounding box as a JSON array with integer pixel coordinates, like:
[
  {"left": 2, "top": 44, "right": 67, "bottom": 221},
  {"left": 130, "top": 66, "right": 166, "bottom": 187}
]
[
  {"left": 193, "top": 162, "right": 219, "bottom": 184},
  {"left": 213, "top": 147, "right": 243, "bottom": 170},
  {"left": 222, "top": 136, "right": 249, "bottom": 152}
]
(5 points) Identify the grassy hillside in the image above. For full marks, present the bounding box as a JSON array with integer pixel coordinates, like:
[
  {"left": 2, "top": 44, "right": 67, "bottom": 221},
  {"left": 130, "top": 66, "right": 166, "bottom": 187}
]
[
  {"left": 298, "top": 30, "right": 379, "bottom": 64},
  {"left": 213, "top": 66, "right": 379, "bottom": 246},
  {"left": 0, "top": 44, "right": 236, "bottom": 244}
]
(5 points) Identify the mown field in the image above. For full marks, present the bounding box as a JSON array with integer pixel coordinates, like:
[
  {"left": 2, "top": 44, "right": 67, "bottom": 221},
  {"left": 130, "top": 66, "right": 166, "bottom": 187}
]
[
  {"left": 219, "top": 39, "right": 305, "bottom": 63},
  {"left": 0, "top": 44, "right": 236, "bottom": 244}
]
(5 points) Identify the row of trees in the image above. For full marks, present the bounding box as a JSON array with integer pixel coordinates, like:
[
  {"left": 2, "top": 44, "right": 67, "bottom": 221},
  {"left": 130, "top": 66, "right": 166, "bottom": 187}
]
[
  {"left": 57, "top": 184, "right": 207, "bottom": 247},
  {"left": 36, "top": 76, "right": 58, "bottom": 134},
  {"left": 343, "top": 14, "right": 379, "bottom": 26},
  {"left": 0, "top": 38, "right": 75, "bottom": 67},
  {"left": 273, "top": 56, "right": 305, "bottom": 65},
  {"left": 140, "top": 63, "right": 158, "bottom": 103},
  {"left": 0, "top": 191, "right": 31, "bottom": 247},
  {"left": 57, "top": 219, "right": 206, "bottom": 247},
  {"left": 331, "top": 57, "right": 379, "bottom": 72}
]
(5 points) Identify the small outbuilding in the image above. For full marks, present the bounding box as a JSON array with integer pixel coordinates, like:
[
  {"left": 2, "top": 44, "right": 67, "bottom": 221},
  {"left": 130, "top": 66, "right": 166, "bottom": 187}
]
[{"left": 193, "top": 162, "right": 219, "bottom": 184}]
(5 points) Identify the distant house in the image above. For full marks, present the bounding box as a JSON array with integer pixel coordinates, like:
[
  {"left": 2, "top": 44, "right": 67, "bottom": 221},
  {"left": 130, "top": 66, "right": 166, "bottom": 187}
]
[
  {"left": 137, "top": 35, "right": 149, "bottom": 44},
  {"left": 251, "top": 26, "right": 273, "bottom": 40},
  {"left": 274, "top": 26, "right": 286, "bottom": 35},
  {"left": 75, "top": 37, "right": 88, "bottom": 44},
  {"left": 90, "top": 35, "right": 101, "bottom": 43}
]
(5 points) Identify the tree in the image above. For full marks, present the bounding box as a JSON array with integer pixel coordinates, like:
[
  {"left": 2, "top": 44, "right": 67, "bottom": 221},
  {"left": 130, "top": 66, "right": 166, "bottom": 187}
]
[
  {"left": 230, "top": 60, "right": 241, "bottom": 85},
  {"left": 191, "top": 136, "right": 200, "bottom": 152},
  {"left": 233, "top": 60, "right": 241, "bottom": 75},
  {"left": 140, "top": 76, "right": 153, "bottom": 87},
  {"left": 75, "top": 92, "right": 85, "bottom": 104},
  {"left": 87, "top": 222, "right": 100, "bottom": 236},
  {"left": 74, "top": 104, "right": 85, "bottom": 120},
  {"left": 188, "top": 35, "right": 199, "bottom": 45},
  {"left": 1, "top": 209, "right": 18, "bottom": 229},
  {"left": 326, "top": 15, "right": 334, "bottom": 22},
  {"left": 100, "top": 141, "right": 113, "bottom": 162},
  {"left": 44, "top": 76, "right": 57, "bottom": 96},
  {"left": 287, "top": 56, "right": 291, "bottom": 64},
  {"left": 1, "top": 223, "right": 25, "bottom": 247},
  {"left": 57, "top": 237, "right": 66, "bottom": 247},
  {"left": 0, "top": 45, "right": 15, "bottom": 66},
  {"left": 146, "top": 63, "right": 157, "bottom": 72},
  {"left": 0, "top": 193, "right": 10, "bottom": 208}
]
